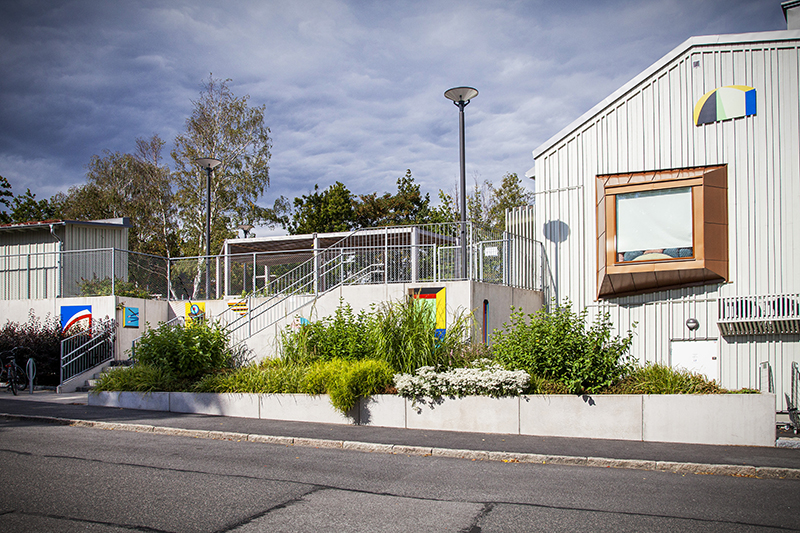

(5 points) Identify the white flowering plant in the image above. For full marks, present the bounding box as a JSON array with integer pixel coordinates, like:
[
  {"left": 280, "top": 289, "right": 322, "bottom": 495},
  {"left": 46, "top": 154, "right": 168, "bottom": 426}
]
[{"left": 393, "top": 359, "right": 529, "bottom": 399}]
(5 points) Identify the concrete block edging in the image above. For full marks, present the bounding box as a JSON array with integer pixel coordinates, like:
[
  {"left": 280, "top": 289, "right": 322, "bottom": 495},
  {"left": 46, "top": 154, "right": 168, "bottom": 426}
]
[{"left": 87, "top": 391, "right": 776, "bottom": 447}]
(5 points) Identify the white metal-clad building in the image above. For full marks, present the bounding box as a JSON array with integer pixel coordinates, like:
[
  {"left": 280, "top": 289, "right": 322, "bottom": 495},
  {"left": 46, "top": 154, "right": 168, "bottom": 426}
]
[
  {"left": 529, "top": 8, "right": 800, "bottom": 410},
  {"left": 0, "top": 218, "right": 130, "bottom": 299}
]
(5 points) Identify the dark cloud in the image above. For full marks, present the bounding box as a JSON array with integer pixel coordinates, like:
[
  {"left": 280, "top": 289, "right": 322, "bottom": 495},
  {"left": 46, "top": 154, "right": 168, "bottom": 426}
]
[{"left": 0, "top": 0, "right": 786, "bottom": 221}]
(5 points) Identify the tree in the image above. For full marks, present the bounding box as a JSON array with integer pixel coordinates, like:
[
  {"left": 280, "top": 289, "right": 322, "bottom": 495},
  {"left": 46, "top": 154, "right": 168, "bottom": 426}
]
[
  {"left": 7, "top": 188, "right": 63, "bottom": 222},
  {"left": 486, "top": 172, "right": 534, "bottom": 232},
  {"left": 0, "top": 175, "right": 13, "bottom": 223},
  {"left": 171, "top": 75, "right": 276, "bottom": 258},
  {"left": 60, "top": 135, "right": 175, "bottom": 256},
  {"left": 353, "top": 170, "right": 431, "bottom": 227},
  {"left": 289, "top": 182, "right": 355, "bottom": 234},
  {"left": 170, "top": 75, "right": 278, "bottom": 298}
]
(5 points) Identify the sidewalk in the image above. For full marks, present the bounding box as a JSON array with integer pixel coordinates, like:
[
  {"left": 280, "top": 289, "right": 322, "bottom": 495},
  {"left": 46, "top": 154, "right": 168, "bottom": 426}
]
[{"left": 2, "top": 391, "right": 799, "bottom": 479}]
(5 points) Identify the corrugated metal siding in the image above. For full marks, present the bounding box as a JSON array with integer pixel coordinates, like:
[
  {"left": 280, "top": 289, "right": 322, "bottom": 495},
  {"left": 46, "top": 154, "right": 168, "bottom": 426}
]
[
  {"left": 0, "top": 228, "right": 60, "bottom": 299},
  {"left": 533, "top": 36, "right": 800, "bottom": 407}
]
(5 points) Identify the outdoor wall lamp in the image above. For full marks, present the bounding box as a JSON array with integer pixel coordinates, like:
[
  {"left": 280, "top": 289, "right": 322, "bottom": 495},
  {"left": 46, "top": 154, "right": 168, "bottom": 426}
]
[{"left": 686, "top": 318, "right": 700, "bottom": 331}]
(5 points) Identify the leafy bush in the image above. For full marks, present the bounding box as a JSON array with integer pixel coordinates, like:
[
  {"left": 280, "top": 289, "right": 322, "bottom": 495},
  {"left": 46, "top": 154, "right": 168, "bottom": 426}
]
[
  {"left": 280, "top": 301, "right": 371, "bottom": 364},
  {"left": 280, "top": 297, "right": 474, "bottom": 373},
  {"left": 605, "top": 363, "right": 725, "bottom": 394},
  {"left": 491, "top": 302, "right": 635, "bottom": 394},
  {"left": 394, "top": 359, "right": 529, "bottom": 399},
  {"left": 195, "top": 358, "right": 394, "bottom": 413},
  {"left": 367, "top": 297, "right": 473, "bottom": 373},
  {"left": 93, "top": 364, "right": 181, "bottom": 392},
  {"left": 0, "top": 310, "right": 63, "bottom": 386},
  {"left": 134, "top": 320, "right": 235, "bottom": 381}
]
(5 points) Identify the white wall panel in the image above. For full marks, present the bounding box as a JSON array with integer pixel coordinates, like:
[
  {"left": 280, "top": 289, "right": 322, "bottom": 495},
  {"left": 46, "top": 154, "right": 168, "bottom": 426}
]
[{"left": 533, "top": 34, "right": 800, "bottom": 407}]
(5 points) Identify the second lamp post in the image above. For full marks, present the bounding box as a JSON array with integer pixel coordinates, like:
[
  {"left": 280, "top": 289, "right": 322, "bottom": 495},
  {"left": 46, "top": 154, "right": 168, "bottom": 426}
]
[{"left": 444, "top": 86, "right": 478, "bottom": 280}]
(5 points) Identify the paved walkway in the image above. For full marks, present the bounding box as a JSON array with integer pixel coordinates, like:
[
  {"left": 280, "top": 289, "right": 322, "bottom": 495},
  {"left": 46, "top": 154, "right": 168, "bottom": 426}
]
[{"left": 1, "top": 391, "right": 799, "bottom": 479}]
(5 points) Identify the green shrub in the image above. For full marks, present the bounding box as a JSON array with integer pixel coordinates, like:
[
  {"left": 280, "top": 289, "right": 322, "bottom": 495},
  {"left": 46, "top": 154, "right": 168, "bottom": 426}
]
[
  {"left": 0, "top": 310, "right": 63, "bottom": 386},
  {"left": 279, "top": 297, "right": 474, "bottom": 373},
  {"left": 491, "top": 302, "right": 635, "bottom": 394},
  {"left": 194, "top": 357, "right": 394, "bottom": 413},
  {"left": 93, "top": 364, "right": 181, "bottom": 392},
  {"left": 368, "top": 297, "right": 473, "bottom": 373},
  {"left": 280, "top": 301, "right": 371, "bottom": 365},
  {"left": 606, "top": 363, "right": 724, "bottom": 394},
  {"left": 194, "top": 358, "right": 307, "bottom": 394},
  {"left": 134, "top": 320, "right": 234, "bottom": 380}
]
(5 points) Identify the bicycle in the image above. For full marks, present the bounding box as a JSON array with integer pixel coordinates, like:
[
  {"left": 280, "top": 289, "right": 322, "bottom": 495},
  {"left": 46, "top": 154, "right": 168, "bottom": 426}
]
[{"left": 1, "top": 348, "right": 29, "bottom": 395}]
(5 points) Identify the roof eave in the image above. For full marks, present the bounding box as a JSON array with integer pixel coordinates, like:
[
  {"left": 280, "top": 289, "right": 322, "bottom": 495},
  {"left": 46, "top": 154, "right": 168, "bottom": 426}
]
[{"left": 531, "top": 29, "right": 800, "bottom": 161}]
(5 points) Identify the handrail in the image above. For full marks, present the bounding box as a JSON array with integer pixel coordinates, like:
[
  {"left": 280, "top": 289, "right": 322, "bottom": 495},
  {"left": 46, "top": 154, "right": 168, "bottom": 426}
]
[{"left": 60, "top": 318, "right": 116, "bottom": 385}]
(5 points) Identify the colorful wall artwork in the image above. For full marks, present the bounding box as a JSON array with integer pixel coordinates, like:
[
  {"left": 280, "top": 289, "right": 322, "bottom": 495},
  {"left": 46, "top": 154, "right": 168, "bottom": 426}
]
[
  {"left": 694, "top": 85, "right": 756, "bottom": 126},
  {"left": 124, "top": 307, "right": 140, "bottom": 328},
  {"left": 227, "top": 301, "right": 248, "bottom": 316},
  {"left": 185, "top": 302, "right": 206, "bottom": 323},
  {"left": 410, "top": 287, "right": 446, "bottom": 339},
  {"left": 61, "top": 305, "right": 92, "bottom": 335}
]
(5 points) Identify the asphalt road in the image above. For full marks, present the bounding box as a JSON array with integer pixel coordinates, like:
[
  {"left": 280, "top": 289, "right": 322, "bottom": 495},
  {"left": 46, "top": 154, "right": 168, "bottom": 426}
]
[{"left": 1, "top": 418, "right": 799, "bottom": 533}]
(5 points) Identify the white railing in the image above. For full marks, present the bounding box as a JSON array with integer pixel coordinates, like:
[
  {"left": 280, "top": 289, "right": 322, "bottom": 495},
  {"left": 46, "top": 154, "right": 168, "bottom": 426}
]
[
  {"left": 60, "top": 318, "right": 116, "bottom": 385},
  {"left": 718, "top": 294, "right": 800, "bottom": 335}
]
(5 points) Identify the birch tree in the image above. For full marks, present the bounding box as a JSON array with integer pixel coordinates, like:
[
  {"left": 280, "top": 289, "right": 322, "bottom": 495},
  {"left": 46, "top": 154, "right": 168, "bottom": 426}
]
[{"left": 170, "top": 75, "right": 274, "bottom": 298}]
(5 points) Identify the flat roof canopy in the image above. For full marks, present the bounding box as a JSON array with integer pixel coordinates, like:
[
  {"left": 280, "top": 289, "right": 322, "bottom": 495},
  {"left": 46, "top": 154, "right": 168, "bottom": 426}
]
[{"left": 223, "top": 227, "right": 456, "bottom": 267}]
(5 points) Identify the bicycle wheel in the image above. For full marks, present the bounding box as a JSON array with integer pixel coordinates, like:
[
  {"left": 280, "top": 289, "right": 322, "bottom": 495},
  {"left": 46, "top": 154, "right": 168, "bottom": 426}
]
[
  {"left": 14, "top": 364, "right": 27, "bottom": 391},
  {"left": 9, "top": 367, "right": 17, "bottom": 395}
]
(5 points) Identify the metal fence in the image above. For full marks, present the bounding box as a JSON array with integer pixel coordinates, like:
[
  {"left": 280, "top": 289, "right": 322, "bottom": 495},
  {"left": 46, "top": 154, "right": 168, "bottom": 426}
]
[
  {"left": 60, "top": 318, "right": 116, "bottom": 385},
  {"left": 0, "top": 248, "right": 169, "bottom": 300},
  {"left": 0, "top": 222, "right": 549, "bottom": 302}
]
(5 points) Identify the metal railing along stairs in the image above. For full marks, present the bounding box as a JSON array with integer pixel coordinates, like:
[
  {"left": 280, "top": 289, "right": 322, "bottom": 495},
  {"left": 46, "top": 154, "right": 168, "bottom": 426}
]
[{"left": 59, "top": 318, "right": 116, "bottom": 388}]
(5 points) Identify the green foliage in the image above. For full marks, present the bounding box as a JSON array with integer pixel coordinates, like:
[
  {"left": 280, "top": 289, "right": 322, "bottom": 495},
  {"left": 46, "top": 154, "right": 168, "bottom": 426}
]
[
  {"left": 606, "top": 363, "right": 725, "bottom": 394},
  {"left": 280, "top": 297, "right": 473, "bottom": 373},
  {"left": 0, "top": 310, "right": 63, "bottom": 386},
  {"left": 78, "top": 276, "right": 153, "bottom": 299},
  {"left": 289, "top": 182, "right": 355, "bottom": 234},
  {"left": 491, "top": 302, "right": 635, "bottom": 394},
  {"left": 194, "top": 357, "right": 393, "bottom": 413},
  {"left": 280, "top": 301, "right": 370, "bottom": 364},
  {"left": 134, "top": 320, "right": 235, "bottom": 380},
  {"left": 171, "top": 75, "right": 275, "bottom": 259},
  {"left": 368, "top": 297, "right": 472, "bottom": 373},
  {"left": 93, "top": 364, "right": 181, "bottom": 392}
]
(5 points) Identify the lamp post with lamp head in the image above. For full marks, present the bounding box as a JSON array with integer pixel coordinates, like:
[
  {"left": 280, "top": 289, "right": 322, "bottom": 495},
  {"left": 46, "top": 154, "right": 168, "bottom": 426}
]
[
  {"left": 195, "top": 157, "right": 221, "bottom": 299},
  {"left": 444, "top": 87, "right": 478, "bottom": 279}
]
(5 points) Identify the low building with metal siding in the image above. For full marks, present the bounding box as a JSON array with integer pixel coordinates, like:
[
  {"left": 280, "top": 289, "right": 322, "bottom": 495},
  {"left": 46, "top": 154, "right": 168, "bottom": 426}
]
[
  {"left": 530, "top": 19, "right": 800, "bottom": 410},
  {"left": 0, "top": 218, "right": 131, "bottom": 299}
]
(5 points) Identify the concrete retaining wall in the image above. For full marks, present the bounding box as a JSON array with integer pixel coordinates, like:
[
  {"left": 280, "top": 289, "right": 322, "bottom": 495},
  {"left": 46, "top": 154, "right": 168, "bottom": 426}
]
[{"left": 88, "top": 392, "right": 777, "bottom": 447}]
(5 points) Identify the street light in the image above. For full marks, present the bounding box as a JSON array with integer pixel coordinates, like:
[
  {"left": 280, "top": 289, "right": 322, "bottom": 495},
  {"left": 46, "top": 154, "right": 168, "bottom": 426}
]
[
  {"left": 444, "top": 86, "right": 478, "bottom": 279},
  {"left": 237, "top": 224, "right": 254, "bottom": 238},
  {"left": 196, "top": 157, "right": 221, "bottom": 299}
]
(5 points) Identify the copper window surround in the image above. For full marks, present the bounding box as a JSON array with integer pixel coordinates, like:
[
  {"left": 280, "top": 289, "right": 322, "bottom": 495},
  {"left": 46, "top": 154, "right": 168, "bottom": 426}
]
[{"left": 596, "top": 165, "right": 728, "bottom": 299}]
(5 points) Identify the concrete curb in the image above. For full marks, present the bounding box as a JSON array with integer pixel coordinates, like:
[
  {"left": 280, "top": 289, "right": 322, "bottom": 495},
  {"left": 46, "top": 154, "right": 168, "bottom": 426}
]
[{"left": 3, "top": 412, "right": 799, "bottom": 480}]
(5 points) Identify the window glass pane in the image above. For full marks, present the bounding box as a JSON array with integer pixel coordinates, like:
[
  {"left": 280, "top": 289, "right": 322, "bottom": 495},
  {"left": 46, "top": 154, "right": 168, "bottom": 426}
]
[{"left": 616, "top": 187, "right": 693, "bottom": 262}]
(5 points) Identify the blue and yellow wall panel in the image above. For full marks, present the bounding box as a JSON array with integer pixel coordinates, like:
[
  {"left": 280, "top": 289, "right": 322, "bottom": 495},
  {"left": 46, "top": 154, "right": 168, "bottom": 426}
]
[{"left": 694, "top": 85, "right": 756, "bottom": 126}]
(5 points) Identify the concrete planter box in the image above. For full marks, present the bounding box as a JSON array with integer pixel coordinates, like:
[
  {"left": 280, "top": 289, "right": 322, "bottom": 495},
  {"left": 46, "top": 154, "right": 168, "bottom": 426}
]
[
  {"left": 88, "top": 391, "right": 776, "bottom": 447},
  {"left": 170, "top": 392, "right": 260, "bottom": 419},
  {"left": 89, "top": 391, "right": 169, "bottom": 412},
  {"left": 520, "top": 394, "right": 644, "bottom": 441},
  {"left": 407, "top": 396, "right": 520, "bottom": 434},
  {"left": 260, "top": 394, "right": 357, "bottom": 424}
]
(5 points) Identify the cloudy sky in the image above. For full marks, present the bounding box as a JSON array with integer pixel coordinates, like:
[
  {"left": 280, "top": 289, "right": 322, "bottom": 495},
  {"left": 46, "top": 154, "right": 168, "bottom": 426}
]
[{"left": 0, "top": 0, "right": 787, "bottom": 232}]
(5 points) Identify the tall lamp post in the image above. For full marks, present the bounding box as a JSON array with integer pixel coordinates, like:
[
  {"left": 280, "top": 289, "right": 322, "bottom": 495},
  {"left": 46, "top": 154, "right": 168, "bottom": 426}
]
[
  {"left": 444, "top": 86, "right": 478, "bottom": 280},
  {"left": 196, "top": 157, "right": 221, "bottom": 299}
]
